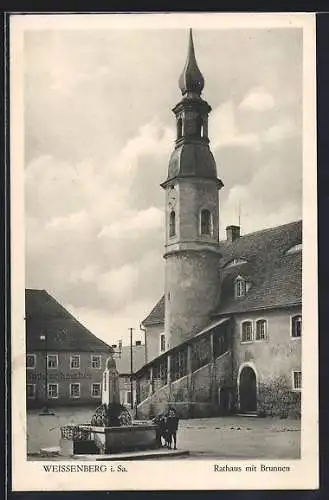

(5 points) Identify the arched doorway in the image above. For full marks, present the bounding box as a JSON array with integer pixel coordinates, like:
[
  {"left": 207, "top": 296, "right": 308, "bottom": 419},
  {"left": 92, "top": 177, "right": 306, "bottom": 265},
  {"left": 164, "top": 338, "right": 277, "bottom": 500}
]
[{"left": 239, "top": 366, "right": 257, "bottom": 413}]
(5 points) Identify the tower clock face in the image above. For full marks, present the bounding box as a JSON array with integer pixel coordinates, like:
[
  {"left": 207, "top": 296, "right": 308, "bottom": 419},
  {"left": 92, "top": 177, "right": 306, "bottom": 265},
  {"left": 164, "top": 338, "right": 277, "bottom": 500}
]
[{"left": 168, "top": 188, "right": 178, "bottom": 209}]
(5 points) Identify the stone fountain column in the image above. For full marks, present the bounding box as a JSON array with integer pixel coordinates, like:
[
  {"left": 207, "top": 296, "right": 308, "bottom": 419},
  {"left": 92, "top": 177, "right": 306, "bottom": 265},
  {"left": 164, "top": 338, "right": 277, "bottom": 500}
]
[{"left": 102, "top": 355, "right": 120, "bottom": 406}]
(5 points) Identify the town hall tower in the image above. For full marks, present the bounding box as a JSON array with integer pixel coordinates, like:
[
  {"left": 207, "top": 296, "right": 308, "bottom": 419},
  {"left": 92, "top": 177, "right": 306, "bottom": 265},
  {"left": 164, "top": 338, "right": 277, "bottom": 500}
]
[{"left": 161, "top": 30, "right": 224, "bottom": 350}]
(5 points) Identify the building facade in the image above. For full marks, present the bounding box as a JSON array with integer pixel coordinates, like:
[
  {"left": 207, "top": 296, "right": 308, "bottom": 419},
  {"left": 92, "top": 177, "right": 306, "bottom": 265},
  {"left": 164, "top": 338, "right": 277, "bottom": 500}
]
[
  {"left": 134, "top": 31, "right": 302, "bottom": 419},
  {"left": 114, "top": 342, "right": 147, "bottom": 408},
  {"left": 26, "top": 289, "right": 113, "bottom": 408}
]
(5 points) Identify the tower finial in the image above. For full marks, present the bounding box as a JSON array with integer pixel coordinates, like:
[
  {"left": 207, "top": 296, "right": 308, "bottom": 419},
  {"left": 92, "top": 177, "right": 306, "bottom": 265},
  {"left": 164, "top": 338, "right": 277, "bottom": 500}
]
[{"left": 178, "top": 28, "right": 205, "bottom": 97}]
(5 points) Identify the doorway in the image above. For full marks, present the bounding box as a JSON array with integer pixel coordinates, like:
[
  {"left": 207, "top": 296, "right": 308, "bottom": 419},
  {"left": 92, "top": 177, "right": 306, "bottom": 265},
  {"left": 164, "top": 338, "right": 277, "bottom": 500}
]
[{"left": 239, "top": 366, "right": 257, "bottom": 413}]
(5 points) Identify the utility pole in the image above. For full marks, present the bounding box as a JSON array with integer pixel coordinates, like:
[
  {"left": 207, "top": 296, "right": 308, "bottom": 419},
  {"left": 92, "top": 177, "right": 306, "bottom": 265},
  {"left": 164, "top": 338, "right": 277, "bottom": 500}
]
[{"left": 129, "top": 327, "right": 134, "bottom": 411}]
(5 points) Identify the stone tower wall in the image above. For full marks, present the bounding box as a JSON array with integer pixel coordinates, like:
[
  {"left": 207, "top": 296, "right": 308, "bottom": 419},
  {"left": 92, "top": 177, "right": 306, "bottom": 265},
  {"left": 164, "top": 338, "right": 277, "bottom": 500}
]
[{"left": 164, "top": 249, "right": 220, "bottom": 349}]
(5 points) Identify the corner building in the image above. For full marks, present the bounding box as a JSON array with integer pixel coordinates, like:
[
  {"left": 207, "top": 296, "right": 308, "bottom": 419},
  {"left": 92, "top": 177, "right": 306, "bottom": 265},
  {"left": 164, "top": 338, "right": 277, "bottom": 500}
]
[{"left": 135, "top": 30, "right": 302, "bottom": 419}]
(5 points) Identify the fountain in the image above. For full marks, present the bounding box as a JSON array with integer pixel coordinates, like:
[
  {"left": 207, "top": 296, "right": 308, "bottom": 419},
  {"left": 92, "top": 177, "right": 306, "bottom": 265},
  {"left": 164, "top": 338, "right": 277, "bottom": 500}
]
[{"left": 59, "top": 355, "right": 158, "bottom": 457}]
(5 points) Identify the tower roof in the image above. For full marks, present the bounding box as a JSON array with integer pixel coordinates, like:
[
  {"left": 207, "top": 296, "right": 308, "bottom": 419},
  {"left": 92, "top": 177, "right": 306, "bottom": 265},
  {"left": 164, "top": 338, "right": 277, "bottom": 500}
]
[{"left": 178, "top": 29, "right": 205, "bottom": 96}]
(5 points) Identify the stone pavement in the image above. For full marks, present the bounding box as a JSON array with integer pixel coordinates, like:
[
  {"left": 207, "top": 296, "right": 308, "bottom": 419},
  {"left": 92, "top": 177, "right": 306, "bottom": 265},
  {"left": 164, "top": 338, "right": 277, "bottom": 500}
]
[
  {"left": 176, "top": 416, "right": 300, "bottom": 459},
  {"left": 27, "top": 410, "right": 300, "bottom": 460}
]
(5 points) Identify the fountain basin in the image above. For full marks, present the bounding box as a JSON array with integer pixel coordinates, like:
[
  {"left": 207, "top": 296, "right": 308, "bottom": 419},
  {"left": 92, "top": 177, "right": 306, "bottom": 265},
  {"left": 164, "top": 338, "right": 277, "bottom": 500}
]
[{"left": 60, "top": 423, "right": 158, "bottom": 456}]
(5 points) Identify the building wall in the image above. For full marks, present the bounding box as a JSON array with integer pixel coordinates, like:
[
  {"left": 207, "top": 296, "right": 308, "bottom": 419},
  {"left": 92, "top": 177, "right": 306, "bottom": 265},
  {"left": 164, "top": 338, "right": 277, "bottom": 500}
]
[
  {"left": 119, "top": 374, "right": 137, "bottom": 408},
  {"left": 26, "top": 350, "right": 111, "bottom": 407},
  {"left": 144, "top": 324, "right": 165, "bottom": 363},
  {"left": 232, "top": 307, "right": 302, "bottom": 417}
]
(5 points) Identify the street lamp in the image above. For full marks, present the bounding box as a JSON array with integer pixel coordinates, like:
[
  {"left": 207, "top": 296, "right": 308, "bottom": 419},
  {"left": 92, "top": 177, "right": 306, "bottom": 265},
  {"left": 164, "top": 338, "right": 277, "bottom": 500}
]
[
  {"left": 129, "top": 328, "right": 134, "bottom": 412},
  {"left": 39, "top": 333, "right": 53, "bottom": 415}
]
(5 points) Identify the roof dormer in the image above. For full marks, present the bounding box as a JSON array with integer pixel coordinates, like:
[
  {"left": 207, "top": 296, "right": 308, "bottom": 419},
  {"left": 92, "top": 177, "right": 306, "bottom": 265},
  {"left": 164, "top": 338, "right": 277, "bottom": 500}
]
[
  {"left": 234, "top": 275, "right": 251, "bottom": 299},
  {"left": 286, "top": 243, "right": 302, "bottom": 255}
]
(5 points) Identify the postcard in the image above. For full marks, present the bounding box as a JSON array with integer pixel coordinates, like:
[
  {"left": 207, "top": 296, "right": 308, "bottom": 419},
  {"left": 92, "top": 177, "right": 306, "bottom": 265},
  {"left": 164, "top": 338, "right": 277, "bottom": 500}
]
[{"left": 10, "top": 12, "right": 318, "bottom": 491}]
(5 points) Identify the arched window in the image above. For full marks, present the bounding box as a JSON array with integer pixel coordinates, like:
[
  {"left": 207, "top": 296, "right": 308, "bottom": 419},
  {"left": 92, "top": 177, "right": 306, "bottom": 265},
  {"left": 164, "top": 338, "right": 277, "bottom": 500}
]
[
  {"left": 202, "top": 118, "right": 208, "bottom": 138},
  {"left": 200, "top": 209, "right": 212, "bottom": 235},
  {"left": 169, "top": 211, "right": 176, "bottom": 237},
  {"left": 255, "top": 319, "right": 267, "bottom": 341},
  {"left": 177, "top": 117, "right": 183, "bottom": 139},
  {"left": 291, "top": 315, "right": 302, "bottom": 338},
  {"left": 241, "top": 321, "right": 253, "bottom": 342},
  {"left": 196, "top": 115, "right": 202, "bottom": 137}
]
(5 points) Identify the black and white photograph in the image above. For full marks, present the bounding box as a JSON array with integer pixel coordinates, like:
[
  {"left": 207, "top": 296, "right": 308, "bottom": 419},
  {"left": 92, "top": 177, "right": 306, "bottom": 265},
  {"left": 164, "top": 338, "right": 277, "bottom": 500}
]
[{"left": 10, "top": 12, "right": 318, "bottom": 491}]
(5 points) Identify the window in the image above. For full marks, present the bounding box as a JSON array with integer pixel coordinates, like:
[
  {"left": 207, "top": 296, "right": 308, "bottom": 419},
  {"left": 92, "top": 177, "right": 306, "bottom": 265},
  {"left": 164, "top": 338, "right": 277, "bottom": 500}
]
[
  {"left": 26, "top": 354, "right": 36, "bottom": 369},
  {"left": 292, "top": 371, "right": 302, "bottom": 390},
  {"left": 47, "top": 383, "right": 58, "bottom": 399},
  {"left": 235, "top": 277, "right": 246, "bottom": 298},
  {"left": 91, "top": 383, "right": 101, "bottom": 398},
  {"left": 286, "top": 243, "right": 302, "bottom": 255},
  {"left": 27, "top": 384, "right": 36, "bottom": 399},
  {"left": 70, "top": 383, "right": 80, "bottom": 399},
  {"left": 70, "top": 355, "right": 80, "bottom": 369},
  {"left": 191, "top": 337, "right": 210, "bottom": 372},
  {"left": 213, "top": 330, "right": 229, "bottom": 358},
  {"left": 241, "top": 321, "right": 253, "bottom": 342},
  {"left": 153, "top": 358, "right": 168, "bottom": 387},
  {"left": 171, "top": 347, "right": 188, "bottom": 381},
  {"left": 177, "top": 117, "right": 183, "bottom": 139},
  {"left": 169, "top": 211, "right": 176, "bottom": 237},
  {"left": 47, "top": 354, "right": 58, "bottom": 369},
  {"left": 200, "top": 209, "right": 211, "bottom": 235},
  {"left": 160, "top": 334, "right": 166, "bottom": 352},
  {"left": 255, "top": 320, "right": 267, "bottom": 341},
  {"left": 91, "top": 355, "right": 101, "bottom": 369},
  {"left": 291, "top": 315, "right": 302, "bottom": 338}
]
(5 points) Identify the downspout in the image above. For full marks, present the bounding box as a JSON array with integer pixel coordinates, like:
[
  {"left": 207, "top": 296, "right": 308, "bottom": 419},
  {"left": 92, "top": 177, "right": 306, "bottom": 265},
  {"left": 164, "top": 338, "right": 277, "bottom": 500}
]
[{"left": 139, "top": 322, "right": 147, "bottom": 365}]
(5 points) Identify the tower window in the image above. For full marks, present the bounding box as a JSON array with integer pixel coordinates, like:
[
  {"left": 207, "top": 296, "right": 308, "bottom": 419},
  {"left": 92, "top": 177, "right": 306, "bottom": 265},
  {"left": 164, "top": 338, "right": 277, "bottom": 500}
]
[
  {"left": 200, "top": 209, "right": 212, "bottom": 235},
  {"left": 169, "top": 211, "right": 176, "bottom": 237},
  {"left": 177, "top": 117, "right": 183, "bottom": 139},
  {"left": 196, "top": 115, "right": 202, "bottom": 137}
]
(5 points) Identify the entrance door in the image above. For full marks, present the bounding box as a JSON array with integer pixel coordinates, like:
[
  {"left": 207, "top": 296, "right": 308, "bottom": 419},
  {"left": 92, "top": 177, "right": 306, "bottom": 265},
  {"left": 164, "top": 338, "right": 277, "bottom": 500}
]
[{"left": 239, "top": 366, "right": 257, "bottom": 413}]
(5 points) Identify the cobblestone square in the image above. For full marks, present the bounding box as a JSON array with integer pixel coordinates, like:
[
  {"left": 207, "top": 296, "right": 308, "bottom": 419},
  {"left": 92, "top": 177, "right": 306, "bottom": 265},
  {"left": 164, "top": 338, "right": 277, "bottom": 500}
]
[{"left": 27, "top": 408, "right": 300, "bottom": 459}]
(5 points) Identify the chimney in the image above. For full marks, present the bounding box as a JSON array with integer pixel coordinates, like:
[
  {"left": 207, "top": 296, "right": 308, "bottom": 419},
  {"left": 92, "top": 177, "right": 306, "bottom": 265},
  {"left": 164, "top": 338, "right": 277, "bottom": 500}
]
[
  {"left": 226, "top": 225, "right": 240, "bottom": 242},
  {"left": 135, "top": 340, "right": 142, "bottom": 346}
]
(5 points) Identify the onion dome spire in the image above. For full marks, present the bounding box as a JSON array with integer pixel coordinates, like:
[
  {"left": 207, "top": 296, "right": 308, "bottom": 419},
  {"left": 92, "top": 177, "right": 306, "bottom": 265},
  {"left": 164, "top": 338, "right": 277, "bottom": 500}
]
[{"left": 178, "top": 29, "right": 205, "bottom": 97}]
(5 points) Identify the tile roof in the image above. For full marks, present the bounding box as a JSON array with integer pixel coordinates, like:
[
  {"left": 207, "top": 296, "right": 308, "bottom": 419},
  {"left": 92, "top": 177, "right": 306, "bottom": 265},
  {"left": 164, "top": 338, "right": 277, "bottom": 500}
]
[
  {"left": 115, "top": 345, "right": 147, "bottom": 375},
  {"left": 142, "top": 220, "right": 302, "bottom": 326},
  {"left": 25, "top": 289, "right": 113, "bottom": 353}
]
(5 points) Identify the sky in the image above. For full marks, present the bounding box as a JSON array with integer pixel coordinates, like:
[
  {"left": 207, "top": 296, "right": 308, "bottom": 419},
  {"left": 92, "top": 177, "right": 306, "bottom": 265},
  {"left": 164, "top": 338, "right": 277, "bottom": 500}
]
[{"left": 24, "top": 25, "right": 303, "bottom": 346}]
